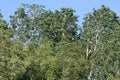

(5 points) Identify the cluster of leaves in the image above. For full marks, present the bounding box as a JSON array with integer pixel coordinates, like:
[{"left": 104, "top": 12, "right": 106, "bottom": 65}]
[{"left": 0, "top": 4, "right": 120, "bottom": 80}]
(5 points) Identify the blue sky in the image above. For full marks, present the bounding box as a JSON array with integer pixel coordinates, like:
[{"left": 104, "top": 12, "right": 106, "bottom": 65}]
[{"left": 0, "top": 0, "right": 120, "bottom": 25}]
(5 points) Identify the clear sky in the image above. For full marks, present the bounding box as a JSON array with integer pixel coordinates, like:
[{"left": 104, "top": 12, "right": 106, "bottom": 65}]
[{"left": 0, "top": 0, "right": 120, "bottom": 25}]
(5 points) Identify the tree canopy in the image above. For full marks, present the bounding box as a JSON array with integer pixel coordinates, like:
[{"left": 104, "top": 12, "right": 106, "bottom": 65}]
[{"left": 0, "top": 4, "right": 120, "bottom": 80}]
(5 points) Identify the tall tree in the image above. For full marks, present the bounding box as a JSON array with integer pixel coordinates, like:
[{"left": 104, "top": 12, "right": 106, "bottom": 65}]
[
  {"left": 82, "top": 5, "right": 120, "bottom": 79},
  {"left": 10, "top": 4, "right": 80, "bottom": 49},
  {"left": 10, "top": 4, "right": 46, "bottom": 50}
]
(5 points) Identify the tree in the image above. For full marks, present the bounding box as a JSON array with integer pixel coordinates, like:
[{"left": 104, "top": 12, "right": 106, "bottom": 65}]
[
  {"left": 10, "top": 4, "right": 46, "bottom": 50},
  {"left": 11, "top": 4, "right": 83, "bottom": 79},
  {"left": 17, "top": 40, "right": 90, "bottom": 80},
  {"left": 40, "top": 8, "right": 79, "bottom": 44},
  {"left": 10, "top": 4, "right": 80, "bottom": 49},
  {"left": 82, "top": 5, "right": 120, "bottom": 79},
  {"left": 0, "top": 12, "right": 31, "bottom": 80},
  {"left": 54, "top": 41, "right": 89, "bottom": 80}
]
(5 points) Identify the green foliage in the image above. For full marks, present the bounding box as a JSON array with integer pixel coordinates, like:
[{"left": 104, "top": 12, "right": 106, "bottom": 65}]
[
  {"left": 83, "top": 5, "right": 120, "bottom": 79},
  {"left": 10, "top": 4, "right": 80, "bottom": 48},
  {"left": 55, "top": 42, "right": 89, "bottom": 80},
  {"left": 0, "top": 11, "right": 7, "bottom": 30},
  {"left": 40, "top": 8, "right": 79, "bottom": 43},
  {"left": 0, "top": 4, "right": 120, "bottom": 80},
  {"left": 17, "top": 41, "right": 89, "bottom": 80},
  {"left": 0, "top": 29, "right": 31, "bottom": 80},
  {"left": 10, "top": 4, "right": 46, "bottom": 49},
  {"left": 0, "top": 12, "right": 31, "bottom": 80}
]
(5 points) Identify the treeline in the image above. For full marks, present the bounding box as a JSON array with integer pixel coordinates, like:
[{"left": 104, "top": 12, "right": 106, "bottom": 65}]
[{"left": 0, "top": 4, "right": 120, "bottom": 80}]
